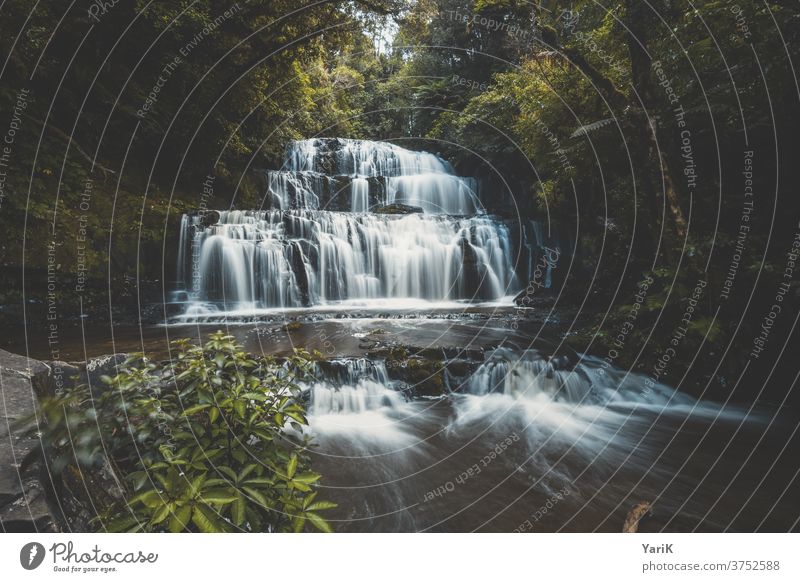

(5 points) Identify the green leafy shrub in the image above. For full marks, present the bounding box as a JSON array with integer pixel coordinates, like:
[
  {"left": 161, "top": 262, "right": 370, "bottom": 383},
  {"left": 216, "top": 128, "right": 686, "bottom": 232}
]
[{"left": 35, "top": 332, "right": 335, "bottom": 533}]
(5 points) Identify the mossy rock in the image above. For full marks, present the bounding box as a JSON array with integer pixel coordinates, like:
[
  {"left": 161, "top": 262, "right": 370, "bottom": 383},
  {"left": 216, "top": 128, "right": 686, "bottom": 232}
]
[{"left": 404, "top": 357, "right": 446, "bottom": 397}]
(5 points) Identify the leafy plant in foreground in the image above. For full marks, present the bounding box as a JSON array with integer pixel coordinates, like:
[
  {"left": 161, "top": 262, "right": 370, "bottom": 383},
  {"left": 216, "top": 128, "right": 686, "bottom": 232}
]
[{"left": 34, "top": 332, "right": 335, "bottom": 532}]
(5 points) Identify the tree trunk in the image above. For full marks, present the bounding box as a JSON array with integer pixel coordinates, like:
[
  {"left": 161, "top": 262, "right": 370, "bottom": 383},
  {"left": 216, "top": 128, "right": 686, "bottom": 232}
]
[{"left": 625, "top": 0, "right": 688, "bottom": 240}]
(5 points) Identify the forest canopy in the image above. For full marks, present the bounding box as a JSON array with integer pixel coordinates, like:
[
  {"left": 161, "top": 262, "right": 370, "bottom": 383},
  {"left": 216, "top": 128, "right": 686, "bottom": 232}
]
[{"left": 1, "top": 0, "right": 798, "bottom": 400}]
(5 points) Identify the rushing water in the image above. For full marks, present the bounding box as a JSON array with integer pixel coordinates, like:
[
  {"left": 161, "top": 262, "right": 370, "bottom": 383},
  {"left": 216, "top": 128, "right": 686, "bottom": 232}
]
[
  {"left": 176, "top": 139, "right": 516, "bottom": 313},
  {"left": 164, "top": 139, "right": 798, "bottom": 532},
  {"left": 300, "top": 349, "right": 797, "bottom": 532}
]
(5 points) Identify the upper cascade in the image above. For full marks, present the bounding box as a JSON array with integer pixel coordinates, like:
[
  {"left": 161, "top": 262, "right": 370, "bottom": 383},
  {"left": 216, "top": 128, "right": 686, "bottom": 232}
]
[
  {"left": 267, "top": 138, "right": 482, "bottom": 215},
  {"left": 286, "top": 138, "right": 454, "bottom": 177}
]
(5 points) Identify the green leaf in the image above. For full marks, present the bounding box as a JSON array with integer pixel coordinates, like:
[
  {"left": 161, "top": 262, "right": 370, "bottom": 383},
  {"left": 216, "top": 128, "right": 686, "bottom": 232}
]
[
  {"left": 242, "top": 477, "right": 273, "bottom": 486},
  {"left": 290, "top": 480, "right": 313, "bottom": 492},
  {"left": 306, "top": 500, "right": 338, "bottom": 511},
  {"left": 232, "top": 493, "right": 246, "bottom": 526},
  {"left": 234, "top": 400, "right": 246, "bottom": 418},
  {"left": 242, "top": 392, "right": 267, "bottom": 401},
  {"left": 182, "top": 404, "right": 212, "bottom": 416},
  {"left": 238, "top": 464, "right": 258, "bottom": 481},
  {"left": 130, "top": 489, "right": 164, "bottom": 509},
  {"left": 200, "top": 489, "right": 238, "bottom": 504},
  {"left": 104, "top": 515, "right": 143, "bottom": 533},
  {"left": 292, "top": 516, "right": 306, "bottom": 533},
  {"left": 241, "top": 486, "right": 269, "bottom": 508},
  {"left": 306, "top": 512, "right": 334, "bottom": 533},
  {"left": 287, "top": 455, "right": 298, "bottom": 479},
  {"left": 192, "top": 505, "right": 225, "bottom": 533},
  {"left": 168, "top": 505, "right": 192, "bottom": 533},
  {"left": 150, "top": 503, "right": 173, "bottom": 526},
  {"left": 216, "top": 466, "right": 238, "bottom": 481},
  {"left": 285, "top": 411, "right": 307, "bottom": 425},
  {"left": 292, "top": 472, "right": 320, "bottom": 484}
]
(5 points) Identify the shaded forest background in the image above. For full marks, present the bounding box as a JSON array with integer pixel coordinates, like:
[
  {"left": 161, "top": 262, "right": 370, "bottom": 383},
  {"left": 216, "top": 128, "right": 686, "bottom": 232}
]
[{"left": 1, "top": 0, "right": 798, "bottom": 402}]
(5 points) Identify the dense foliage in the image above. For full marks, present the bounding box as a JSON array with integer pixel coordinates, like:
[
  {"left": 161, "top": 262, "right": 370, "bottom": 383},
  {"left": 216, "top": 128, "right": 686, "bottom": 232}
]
[
  {"left": 0, "top": 0, "right": 399, "bottom": 310},
  {"left": 34, "top": 332, "right": 335, "bottom": 532},
  {"left": 377, "top": 0, "right": 800, "bottom": 400},
  {"left": 1, "top": 1, "right": 798, "bottom": 399}
]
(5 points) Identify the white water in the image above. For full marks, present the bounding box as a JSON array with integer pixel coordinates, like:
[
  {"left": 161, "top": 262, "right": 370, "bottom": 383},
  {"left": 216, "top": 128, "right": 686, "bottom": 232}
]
[
  {"left": 176, "top": 139, "right": 517, "bottom": 313},
  {"left": 287, "top": 138, "right": 454, "bottom": 178},
  {"left": 351, "top": 177, "right": 369, "bottom": 213},
  {"left": 305, "top": 348, "right": 746, "bottom": 443},
  {"left": 299, "top": 348, "right": 772, "bottom": 532}
]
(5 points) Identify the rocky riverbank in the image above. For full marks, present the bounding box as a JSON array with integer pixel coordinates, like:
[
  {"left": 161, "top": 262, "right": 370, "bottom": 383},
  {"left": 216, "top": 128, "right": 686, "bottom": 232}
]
[{"left": 0, "top": 349, "right": 130, "bottom": 532}]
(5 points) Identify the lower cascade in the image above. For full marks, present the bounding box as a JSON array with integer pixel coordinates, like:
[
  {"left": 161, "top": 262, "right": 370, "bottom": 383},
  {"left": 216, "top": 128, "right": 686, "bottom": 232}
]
[
  {"left": 177, "top": 210, "right": 516, "bottom": 310},
  {"left": 305, "top": 359, "right": 404, "bottom": 416}
]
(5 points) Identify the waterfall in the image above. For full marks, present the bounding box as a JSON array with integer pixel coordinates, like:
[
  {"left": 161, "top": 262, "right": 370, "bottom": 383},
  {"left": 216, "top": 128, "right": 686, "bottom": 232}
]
[
  {"left": 176, "top": 138, "right": 518, "bottom": 313},
  {"left": 286, "top": 138, "right": 454, "bottom": 177},
  {"left": 351, "top": 177, "right": 369, "bottom": 213},
  {"left": 305, "top": 359, "right": 404, "bottom": 416},
  {"left": 463, "top": 348, "right": 692, "bottom": 406}
]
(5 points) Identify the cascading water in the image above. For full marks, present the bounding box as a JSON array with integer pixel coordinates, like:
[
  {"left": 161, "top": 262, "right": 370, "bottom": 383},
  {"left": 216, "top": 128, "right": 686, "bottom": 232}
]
[
  {"left": 299, "top": 347, "right": 788, "bottom": 532},
  {"left": 305, "top": 358, "right": 404, "bottom": 417},
  {"left": 166, "top": 139, "right": 795, "bottom": 533},
  {"left": 175, "top": 139, "right": 516, "bottom": 314}
]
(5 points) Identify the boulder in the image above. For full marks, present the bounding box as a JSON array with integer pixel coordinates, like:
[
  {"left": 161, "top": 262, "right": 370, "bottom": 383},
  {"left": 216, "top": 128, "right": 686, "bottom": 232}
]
[
  {"left": 199, "top": 209, "right": 221, "bottom": 228},
  {"left": 0, "top": 349, "right": 61, "bottom": 532}
]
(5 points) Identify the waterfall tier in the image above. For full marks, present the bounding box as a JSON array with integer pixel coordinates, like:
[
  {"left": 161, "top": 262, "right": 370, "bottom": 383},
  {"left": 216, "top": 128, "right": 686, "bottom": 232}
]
[
  {"left": 287, "top": 138, "right": 454, "bottom": 178},
  {"left": 178, "top": 210, "right": 516, "bottom": 309},
  {"left": 176, "top": 139, "right": 518, "bottom": 312},
  {"left": 304, "top": 359, "right": 404, "bottom": 416}
]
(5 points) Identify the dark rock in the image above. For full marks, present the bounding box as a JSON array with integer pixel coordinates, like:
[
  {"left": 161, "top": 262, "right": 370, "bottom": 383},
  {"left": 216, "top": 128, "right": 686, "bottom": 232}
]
[
  {"left": 445, "top": 358, "right": 478, "bottom": 378},
  {"left": 441, "top": 346, "right": 484, "bottom": 361},
  {"left": 402, "top": 358, "right": 447, "bottom": 397},
  {"left": 373, "top": 203, "right": 424, "bottom": 215},
  {"left": 288, "top": 242, "right": 311, "bottom": 306},
  {"left": 40, "top": 361, "right": 81, "bottom": 397},
  {"left": 199, "top": 209, "right": 221, "bottom": 228},
  {"left": 0, "top": 349, "right": 61, "bottom": 532},
  {"left": 458, "top": 235, "right": 494, "bottom": 300}
]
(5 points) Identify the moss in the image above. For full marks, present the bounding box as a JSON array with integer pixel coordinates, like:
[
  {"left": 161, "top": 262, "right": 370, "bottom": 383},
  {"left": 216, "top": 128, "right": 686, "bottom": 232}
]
[{"left": 405, "top": 357, "right": 446, "bottom": 397}]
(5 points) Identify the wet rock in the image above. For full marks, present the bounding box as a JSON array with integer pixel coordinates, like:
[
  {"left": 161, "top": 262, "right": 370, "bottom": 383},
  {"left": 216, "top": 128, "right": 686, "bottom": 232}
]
[
  {"left": 445, "top": 358, "right": 477, "bottom": 378},
  {"left": 199, "top": 209, "right": 221, "bottom": 228},
  {"left": 402, "top": 358, "right": 447, "bottom": 397},
  {"left": 287, "top": 241, "right": 311, "bottom": 306},
  {"left": 0, "top": 349, "right": 61, "bottom": 532},
  {"left": 441, "top": 346, "right": 484, "bottom": 361},
  {"left": 458, "top": 235, "right": 494, "bottom": 300},
  {"left": 373, "top": 203, "right": 424, "bottom": 215}
]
